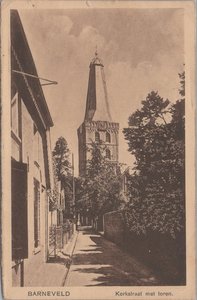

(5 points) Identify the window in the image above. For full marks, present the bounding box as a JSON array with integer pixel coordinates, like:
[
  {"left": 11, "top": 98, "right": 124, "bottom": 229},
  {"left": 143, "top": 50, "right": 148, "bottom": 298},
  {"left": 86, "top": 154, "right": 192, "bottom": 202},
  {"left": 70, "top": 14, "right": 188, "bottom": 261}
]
[
  {"left": 106, "top": 132, "right": 111, "bottom": 143},
  {"left": 11, "top": 95, "right": 19, "bottom": 136},
  {"left": 11, "top": 82, "right": 21, "bottom": 138},
  {"left": 95, "top": 131, "right": 100, "bottom": 142},
  {"left": 11, "top": 84, "right": 22, "bottom": 161},
  {"left": 34, "top": 178, "right": 40, "bottom": 249},
  {"left": 33, "top": 124, "right": 41, "bottom": 165},
  {"left": 106, "top": 149, "right": 111, "bottom": 160}
]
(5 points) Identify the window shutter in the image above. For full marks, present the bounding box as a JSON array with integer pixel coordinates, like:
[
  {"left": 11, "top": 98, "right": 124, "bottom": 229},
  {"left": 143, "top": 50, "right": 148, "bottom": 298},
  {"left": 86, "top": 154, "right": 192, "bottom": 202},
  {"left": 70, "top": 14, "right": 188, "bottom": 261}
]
[{"left": 11, "top": 160, "right": 28, "bottom": 260}]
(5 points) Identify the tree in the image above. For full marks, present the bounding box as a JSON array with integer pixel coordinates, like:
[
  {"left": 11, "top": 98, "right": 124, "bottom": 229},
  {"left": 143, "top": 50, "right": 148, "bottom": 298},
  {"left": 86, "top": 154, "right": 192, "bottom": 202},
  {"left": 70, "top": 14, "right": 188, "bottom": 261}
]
[
  {"left": 123, "top": 74, "right": 185, "bottom": 238},
  {"left": 77, "top": 142, "right": 124, "bottom": 220},
  {"left": 52, "top": 136, "right": 71, "bottom": 181},
  {"left": 52, "top": 137, "right": 73, "bottom": 217}
]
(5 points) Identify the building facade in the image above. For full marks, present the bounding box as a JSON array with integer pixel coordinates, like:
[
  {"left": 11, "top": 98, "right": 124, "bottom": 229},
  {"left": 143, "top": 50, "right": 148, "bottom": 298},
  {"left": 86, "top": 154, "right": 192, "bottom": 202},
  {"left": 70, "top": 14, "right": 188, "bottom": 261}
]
[
  {"left": 78, "top": 52, "right": 119, "bottom": 177},
  {"left": 11, "top": 11, "right": 55, "bottom": 286}
]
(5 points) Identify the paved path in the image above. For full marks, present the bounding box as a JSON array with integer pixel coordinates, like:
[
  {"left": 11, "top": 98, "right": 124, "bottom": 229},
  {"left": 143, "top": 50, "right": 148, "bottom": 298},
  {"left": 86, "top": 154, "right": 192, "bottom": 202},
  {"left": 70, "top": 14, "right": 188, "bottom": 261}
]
[{"left": 65, "top": 228, "right": 160, "bottom": 286}]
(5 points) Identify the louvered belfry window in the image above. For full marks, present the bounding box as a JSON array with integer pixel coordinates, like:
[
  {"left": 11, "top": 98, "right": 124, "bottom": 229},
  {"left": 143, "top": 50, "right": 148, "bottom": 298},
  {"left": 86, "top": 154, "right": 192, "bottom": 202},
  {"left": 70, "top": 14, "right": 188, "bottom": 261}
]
[
  {"left": 106, "top": 132, "right": 111, "bottom": 143},
  {"left": 95, "top": 131, "right": 100, "bottom": 142}
]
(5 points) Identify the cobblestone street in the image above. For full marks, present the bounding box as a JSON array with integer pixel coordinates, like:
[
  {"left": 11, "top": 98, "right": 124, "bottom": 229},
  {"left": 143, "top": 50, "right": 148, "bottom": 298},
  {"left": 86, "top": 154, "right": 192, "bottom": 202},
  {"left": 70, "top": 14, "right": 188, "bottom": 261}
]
[{"left": 65, "top": 227, "right": 160, "bottom": 286}]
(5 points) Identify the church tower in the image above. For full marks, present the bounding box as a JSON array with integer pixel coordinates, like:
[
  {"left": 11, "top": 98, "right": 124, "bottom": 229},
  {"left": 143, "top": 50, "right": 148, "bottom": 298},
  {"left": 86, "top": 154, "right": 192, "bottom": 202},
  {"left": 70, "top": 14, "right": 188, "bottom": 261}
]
[{"left": 78, "top": 51, "right": 119, "bottom": 176}]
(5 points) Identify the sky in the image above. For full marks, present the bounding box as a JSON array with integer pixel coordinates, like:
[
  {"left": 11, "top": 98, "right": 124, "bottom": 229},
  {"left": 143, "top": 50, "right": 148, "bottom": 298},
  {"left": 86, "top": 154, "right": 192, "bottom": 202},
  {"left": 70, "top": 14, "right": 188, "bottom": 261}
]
[{"left": 19, "top": 8, "right": 184, "bottom": 175}]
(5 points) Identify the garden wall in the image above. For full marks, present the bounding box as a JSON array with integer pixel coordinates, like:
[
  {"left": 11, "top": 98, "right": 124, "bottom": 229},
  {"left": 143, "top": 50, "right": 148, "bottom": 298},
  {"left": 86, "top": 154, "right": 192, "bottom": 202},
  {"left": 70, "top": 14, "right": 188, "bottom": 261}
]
[{"left": 104, "top": 211, "right": 126, "bottom": 246}]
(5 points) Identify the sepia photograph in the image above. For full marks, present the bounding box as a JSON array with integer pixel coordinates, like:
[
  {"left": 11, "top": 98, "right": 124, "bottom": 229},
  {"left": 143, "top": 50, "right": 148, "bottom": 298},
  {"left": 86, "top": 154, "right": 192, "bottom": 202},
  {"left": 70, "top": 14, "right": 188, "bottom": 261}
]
[{"left": 1, "top": 1, "right": 195, "bottom": 299}]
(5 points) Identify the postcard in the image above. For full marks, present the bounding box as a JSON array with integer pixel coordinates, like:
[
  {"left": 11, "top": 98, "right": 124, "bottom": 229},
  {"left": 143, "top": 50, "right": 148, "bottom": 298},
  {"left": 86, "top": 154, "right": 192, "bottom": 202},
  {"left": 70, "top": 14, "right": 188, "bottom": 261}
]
[{"left": 1, "top": 1, "right": 195, "bottom": 299}]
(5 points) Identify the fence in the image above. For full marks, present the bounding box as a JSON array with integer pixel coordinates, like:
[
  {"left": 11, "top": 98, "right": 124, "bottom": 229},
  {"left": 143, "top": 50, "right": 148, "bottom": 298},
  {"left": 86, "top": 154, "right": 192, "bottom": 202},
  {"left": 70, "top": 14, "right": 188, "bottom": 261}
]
[{"left": 48, "top": 221, "right": 74, "bottom": 258}]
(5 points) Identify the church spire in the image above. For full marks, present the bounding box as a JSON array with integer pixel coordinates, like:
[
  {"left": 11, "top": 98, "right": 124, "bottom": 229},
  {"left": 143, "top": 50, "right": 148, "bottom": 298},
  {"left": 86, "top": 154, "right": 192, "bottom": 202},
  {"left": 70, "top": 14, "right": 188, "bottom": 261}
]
[
  {"left": 84, "top": 51, "right": 112, "bottom": 122},
  {"left": 78, "top": 51, "right": 119, "bottom": 176}
]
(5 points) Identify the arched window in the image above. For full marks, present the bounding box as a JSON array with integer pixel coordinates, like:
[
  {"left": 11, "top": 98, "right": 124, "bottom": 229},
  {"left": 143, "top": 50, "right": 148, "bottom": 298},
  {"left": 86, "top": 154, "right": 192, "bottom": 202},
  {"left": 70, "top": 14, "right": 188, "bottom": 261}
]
[
  {"left": 95, "top": 131, "right": 100, "bottom": 142},
  {"left": 106, "top": 149, "right": 111, "bottom": 160},
  {"left": 106, "top": 132, "right": 111, "bottom": 143}
]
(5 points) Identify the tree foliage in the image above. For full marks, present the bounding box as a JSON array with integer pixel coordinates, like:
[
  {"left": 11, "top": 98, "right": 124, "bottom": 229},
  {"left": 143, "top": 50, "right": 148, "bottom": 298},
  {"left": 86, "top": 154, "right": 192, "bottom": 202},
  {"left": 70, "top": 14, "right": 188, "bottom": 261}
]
[
  {"left": 52, "top": 136, "right": 71, "bottom": 181},
  {"left": 77, "top": 142, "right": 124, "bottom": 218},
  {"left": 47, "top": 188, "right": 59, "bottom": 211},
  {"left": 52, "top": 136, "right": 73, "bottom": 215},
  {"left": 123, "top": 73, "right": 185, "bottom": 238}
]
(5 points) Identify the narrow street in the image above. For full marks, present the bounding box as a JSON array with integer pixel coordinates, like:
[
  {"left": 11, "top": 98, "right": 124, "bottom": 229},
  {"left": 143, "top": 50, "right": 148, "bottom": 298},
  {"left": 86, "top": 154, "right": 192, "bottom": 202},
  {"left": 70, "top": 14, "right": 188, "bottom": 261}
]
[{"left": 65, "top": 227, "right": 160, "bottom": 286}]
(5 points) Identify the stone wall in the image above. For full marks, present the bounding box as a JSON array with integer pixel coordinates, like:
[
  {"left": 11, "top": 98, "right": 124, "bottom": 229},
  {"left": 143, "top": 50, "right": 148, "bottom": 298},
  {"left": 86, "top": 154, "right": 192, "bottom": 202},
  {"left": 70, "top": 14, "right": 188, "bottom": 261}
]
[{"left": 103, "top": 211, "right": 126, "bottom": 246}]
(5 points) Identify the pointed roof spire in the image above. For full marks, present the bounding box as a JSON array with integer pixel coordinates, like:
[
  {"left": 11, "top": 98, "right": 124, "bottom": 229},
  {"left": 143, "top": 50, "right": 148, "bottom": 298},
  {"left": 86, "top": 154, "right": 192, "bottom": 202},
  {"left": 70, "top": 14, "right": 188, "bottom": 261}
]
[{"left": 84, "top": 51, "right": 112, "bottom": 122}]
